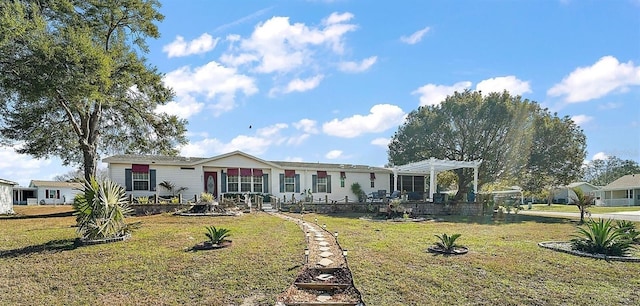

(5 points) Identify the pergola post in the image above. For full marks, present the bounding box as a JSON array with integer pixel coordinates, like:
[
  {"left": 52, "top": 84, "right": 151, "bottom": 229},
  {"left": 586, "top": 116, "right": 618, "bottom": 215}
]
[
  {"left": 473, "top": 166, "right": 479, "bottom": 195},
  {"left": 429, "top": 165, "right": 436, "bottom": 201}
]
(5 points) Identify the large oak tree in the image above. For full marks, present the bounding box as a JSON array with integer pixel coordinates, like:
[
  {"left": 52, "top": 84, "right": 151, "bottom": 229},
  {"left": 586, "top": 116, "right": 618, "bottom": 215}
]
[
  {"left": 388, "top": 90, "right": 586, "bottom": 200},
  {"left": 0, "top": 0, "right": 187, "bottom": 181}
]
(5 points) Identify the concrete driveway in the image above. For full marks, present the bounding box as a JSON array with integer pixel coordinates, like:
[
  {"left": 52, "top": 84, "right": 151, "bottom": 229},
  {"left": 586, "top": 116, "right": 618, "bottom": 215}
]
[{"left": 519, "top": 210, "right": 640, "bottom": 222}]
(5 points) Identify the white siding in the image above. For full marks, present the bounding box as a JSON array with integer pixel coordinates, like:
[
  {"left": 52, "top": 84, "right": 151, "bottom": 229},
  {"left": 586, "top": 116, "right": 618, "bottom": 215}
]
[
  {"left": 36, "top": 187, "right": 81, "bottom": 205},
  {"left": 0, "top": 183, "right": 13, "bottom": 214}
]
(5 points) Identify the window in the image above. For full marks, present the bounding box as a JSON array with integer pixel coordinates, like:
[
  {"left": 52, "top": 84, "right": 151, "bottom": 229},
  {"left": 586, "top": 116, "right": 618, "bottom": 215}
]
[
  {"left": 240, "top": 175, "right": 252, "bottom": 192},
  {"left": 132, "top": 171, "right": 149, "bottom": 191},
  {"left": 253, "top": 175, "right": 263, "bottom": 193},
  {"left": 46, "top": 189, "right": 59, "bottom": 199},
  {"left": 627, "top": 190, "right": 634, "bottom": 198},
  {"left": 285, "top": 176, "right": 295, "bottom": 192},
  {"left": 370, "top": 172, "right": 376, "bottom": 188},
  {"left": 227, "top": 174, "right": 239, "bottom": 192},
  {"left": 317, "top": 177, "right": 328, "bottom": 192},
  {"left": 340, "top": 171, "right": 346, "bottom": 188}
]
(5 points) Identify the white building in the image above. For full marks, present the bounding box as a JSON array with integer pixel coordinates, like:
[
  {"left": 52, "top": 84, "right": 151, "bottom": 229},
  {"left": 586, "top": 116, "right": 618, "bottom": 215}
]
[
  {"left": 27, "top": 180, "right": 83, "bottom": 205},
  {"left": 103, "top": 151, "right": 395, "bottom": 203},
  {"left": 595, "top": 174, "right": 640, "bottom": 206},
  {"left": 1, "top": 178, "right": 18, "bottom": 214}
]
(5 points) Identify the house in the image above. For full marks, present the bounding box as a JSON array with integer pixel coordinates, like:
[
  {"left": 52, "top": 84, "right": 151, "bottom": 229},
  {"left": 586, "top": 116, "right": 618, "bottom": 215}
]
[
  {"left": 25, "top": 180, "right": 83, "bottom": 205},
  {"left": 553, "top": 182, "right": 600, "bottom": 204},
  {"left": 594, "top": 174, "right": 640, "bottom": 206},
  {"left": 1, "top": 178, "right": 18, "bottom": 214},
  {"left": 103, "top": 151, "right": 395, "bottom": 203}
]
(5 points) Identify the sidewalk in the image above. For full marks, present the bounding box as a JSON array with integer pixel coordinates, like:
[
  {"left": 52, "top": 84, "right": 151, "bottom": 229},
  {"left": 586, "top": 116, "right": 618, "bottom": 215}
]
[{"left": 518, "top": 210, "right": 640, "bottom": 222}]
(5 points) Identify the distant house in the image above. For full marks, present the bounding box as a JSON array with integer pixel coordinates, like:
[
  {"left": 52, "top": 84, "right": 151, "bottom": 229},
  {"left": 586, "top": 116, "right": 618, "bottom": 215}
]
[
  {"left": 553, "top": 182, "right": 600, "bottom": 204},
  {"left": 1, "top": 178, "right": 18, "bottom": 214},
  {"left": 103, "top": 150, "right": 396, "bottom": 203},
  {"left": 27, "top": 180, "right": 83, "bottom": 205},
  {"left": 595, "top": 174, "right": 640, "bottom": 207}
]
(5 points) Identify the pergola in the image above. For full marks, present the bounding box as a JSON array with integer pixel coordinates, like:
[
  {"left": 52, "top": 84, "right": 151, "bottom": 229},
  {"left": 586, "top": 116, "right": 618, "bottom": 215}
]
[{"left": 390, "top": 158, "right": 483, "bottom": 201}]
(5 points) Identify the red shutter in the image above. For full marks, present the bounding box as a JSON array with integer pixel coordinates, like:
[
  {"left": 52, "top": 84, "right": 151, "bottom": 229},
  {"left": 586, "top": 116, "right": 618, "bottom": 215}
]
[
  {"left": 370, "top": 172, "right": 376, "bottom": 180},
  {"left": 284, "top": 170, "right": 295, "bottom": 178},
  {"left": 240, "top": 168, "right": 252, "bottom": 176},
  {"left": 253, "top": 169, "right": 263, "bottom": 177},
  {"left": 227, "top": 168, "right": 239, "bottom": 176},
  {"left": 317, "top": 171, "right": 327, "bottom": 178},
  {"left": 132, "top": 164, "right": 149, "bottom": 172}
]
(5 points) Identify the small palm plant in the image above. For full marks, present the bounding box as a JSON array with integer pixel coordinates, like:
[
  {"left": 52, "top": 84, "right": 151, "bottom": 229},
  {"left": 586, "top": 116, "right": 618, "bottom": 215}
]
[
  {"left": 73, "top": 177, "right": 136, "bottom": 241},
  {"left": 570, "top": 187, "right": 595, "bottom": 224},
  {"left": 615, "top": 220, "right": 640, "bottom": 244},
  {"left": 205, "top": 225, "right": 231, "bottom": 245},
  {"left": 571, "top": 218, "right": 634, "bottom": 256},
  {"left": 434, "top": 233, "right": 463, "bottom": 253}
]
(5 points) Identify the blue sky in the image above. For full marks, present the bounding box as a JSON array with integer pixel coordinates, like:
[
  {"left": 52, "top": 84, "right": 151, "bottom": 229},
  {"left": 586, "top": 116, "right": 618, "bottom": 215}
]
[{"left": 2, "top": 0, "right": 639, "bottom": 186}]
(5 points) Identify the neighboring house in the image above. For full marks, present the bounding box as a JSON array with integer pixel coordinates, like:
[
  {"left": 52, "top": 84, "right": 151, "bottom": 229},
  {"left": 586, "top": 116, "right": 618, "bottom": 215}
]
[
  {"left": 553, "top": 182, "right": 600, "bottom": 204},
  {"left": 1, "top": 178, "right": 18, "bottom": 214},
  {"left": 103, "top": 151, "right": 395, "bottom": 203},
  {"left": 594, "top": 174, "right": 640, "bottom": 207},
  {"left": 27, "top": 180, "right": 83, "bottom": 205}
]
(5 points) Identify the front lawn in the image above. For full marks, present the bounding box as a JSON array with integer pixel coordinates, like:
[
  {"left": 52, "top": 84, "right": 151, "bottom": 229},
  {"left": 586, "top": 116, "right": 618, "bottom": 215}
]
[
  {"left": 2, "top": 207, "right": 640, "bottom": 305},
  {"left": 530, "top": 204, "right": 640, "bottom": 214}
]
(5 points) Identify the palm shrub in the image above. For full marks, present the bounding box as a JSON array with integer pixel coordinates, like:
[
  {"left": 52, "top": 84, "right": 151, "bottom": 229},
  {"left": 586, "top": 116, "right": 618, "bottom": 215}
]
[
  {"left": 73, "top": 177, "right": 136, "bottom": 240},
  {"left": 615, "top": 220, "right": 640, "bottom": 244},
  {"left": 205, "top": 226, "right": 231, "bottom": 245},
  {"left": 571, "top": 218, "right": 635, "bottom": 256},
  {"left": 570, "top": 187, "right": 595, "bottom": 224},
  {"left": 200, "top": 192, "right": 214, "bottom": 203},
  {"left": 434, "top": 233, "right": 462, "bottom": 252}
]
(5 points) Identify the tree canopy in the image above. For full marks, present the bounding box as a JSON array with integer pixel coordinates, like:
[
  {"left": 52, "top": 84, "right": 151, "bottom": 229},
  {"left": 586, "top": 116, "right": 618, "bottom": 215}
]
[
  {"left": 0, "top": 0, "right": 187, "bottom": 181},
  {"left": 388, "top": 90, "right": 586, "bottom": 200},
  {"left": 582, "top": 156, "right": 640, "bottom": 186}
]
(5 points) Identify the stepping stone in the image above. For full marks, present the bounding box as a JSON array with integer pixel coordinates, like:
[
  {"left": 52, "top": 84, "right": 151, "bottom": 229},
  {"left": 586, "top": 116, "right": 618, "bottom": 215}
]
[
  {"left": 317, "top": 258, "right": 334, "bottom": 267},
  {"left": 318, "top": 246, "right": 330, "bottom": 252},
  {"left": 317, "top": 293, "right": 332, "bottom": 302},
  {"left": 316, "top": 274, "right": 334, "bottom": 281},
  {"left": 315, "top": 237, "right": 325, "bottom": 241},
  {"left": 318, "top": 241, "right": 329, "bottom": 246},
  {"left": 315, "top": 233, "right": 324, "bottom": 237},
  {"left": 319, "top": 251, "right": 334, "bottom": 258}
]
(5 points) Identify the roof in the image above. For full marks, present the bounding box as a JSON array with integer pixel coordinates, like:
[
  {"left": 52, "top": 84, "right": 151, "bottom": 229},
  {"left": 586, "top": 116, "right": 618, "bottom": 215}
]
[
  {"left": 566, "top": 182, "right": 600, "bottom": 189},
  {"left": 29, "top": 180, "right": 83, "bottom": 189},
  {"left": 0, "top": 179, "right": 18, "bottom": 186},
  {"left": 602, "top": 174, "right": 640, "bottom": 190},
  {"left": 392, "top": 157, "right": 482, "bottom": 175},
  {"left": 103, "top": 151, "right": 391, "bottom": 173}
]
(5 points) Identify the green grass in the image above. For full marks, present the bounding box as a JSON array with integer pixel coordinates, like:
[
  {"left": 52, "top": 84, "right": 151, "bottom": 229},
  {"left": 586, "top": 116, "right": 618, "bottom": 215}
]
[
  {"left": 530, "top": 204, "right": 640, "bottom": 214},
  {"left": 2, "top": 207, "right": 640, "bottom": 305}
]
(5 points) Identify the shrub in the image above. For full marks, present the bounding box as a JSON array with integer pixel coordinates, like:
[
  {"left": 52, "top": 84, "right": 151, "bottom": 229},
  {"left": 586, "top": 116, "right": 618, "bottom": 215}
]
[
  {"left": 615, "top": 220, "right": 640, "bottom": 244},
  {"left": 73, "top": 177, "right": 137, "bottom": 240},
  {"left": 200, "top": 192, "right": 214, "bottom": 203},
  {"left": 434, "top": 233, "right": 462, "bottom": 252},
  {"left": 205, "top": 226, "right": 231, "bottom": 245},
  {"left": 136, "top": 196, "right": 149, "bottom": 204},
  {"left": 571, "top": 218, "right": 635, "bottom": 256}
]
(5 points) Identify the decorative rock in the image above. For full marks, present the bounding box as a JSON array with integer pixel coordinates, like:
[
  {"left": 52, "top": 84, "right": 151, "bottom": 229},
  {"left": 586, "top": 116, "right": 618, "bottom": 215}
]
[
  {"left": 316, "top": 274, "right": 334, "bottom": 281},
  {"left": 318, "top": 246, "right": 330, "bottom": 252},
  {"left": 316, "top": 293, "right": 332, "bottom": 302},
  {"left": 318, "top": 258, "right": 334, "bottom": 267},
  {"left": 319, "top": 251, "right": 334, "bottom": 258}
]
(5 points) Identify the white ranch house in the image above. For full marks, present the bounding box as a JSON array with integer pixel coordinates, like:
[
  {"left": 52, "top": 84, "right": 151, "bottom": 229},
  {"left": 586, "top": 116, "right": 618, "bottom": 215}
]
[
  {"left": 104, "top": 151, "right": 396, "bottom": 203},
  {"left": 1, "top": 178, "right": 18, "bottom": 214},
  {"left": 595, "top": 174, "right": 640, "bottom": 207},
  {"left": 13, "top": 180, "right": 84, "bottom": 205}
]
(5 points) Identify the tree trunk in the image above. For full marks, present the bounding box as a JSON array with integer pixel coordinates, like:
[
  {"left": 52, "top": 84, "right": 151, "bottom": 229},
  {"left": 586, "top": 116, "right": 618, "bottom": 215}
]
[{"left": 82, "top": 144, "right": 98, "bottom": 182}]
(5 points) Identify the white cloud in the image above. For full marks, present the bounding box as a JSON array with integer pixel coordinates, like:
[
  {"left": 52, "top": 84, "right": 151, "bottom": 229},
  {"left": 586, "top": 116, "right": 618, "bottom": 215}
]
[
  {"left": 162, "top": 33, "right": 219, "bottom": 58},
  {"left": 547, "top": 56, "right": 640, "bottom": 103},
  {"left": 287, "top": 134, "right": 310, "bottom": 146},
  {"left": 179, "top": 124, "right": 289, "bottom": 157},
  {"left": 0, "top": 145, "right": 54, "bottom": 186},
  {"left": 154, "top": 95, "right": 204, "bottom": 119},
  {"left": 293, "top": 119, "right": 319, "bottom": 134},
  {"left": 371, "top": 137, "right": 390, "bottom": 148},
  {"left": 598, "top": 102, "right": 622, "bottom": 110},
  {"left": 221, "top": 13, "right": 357, "bottom": 74},
  {"left": 322, "top": 104, "right": 406, "bottom": 138},
  {"left": 412, "top": 81, "right": 472, "bottom": 106},
  {"left": 338, "top": 56, "right": 377, "bottom": 73},
  {"left": 325, "top": 150, "right": 343, "bottom": 159},
  {"left": 571, "top": 114, "right": 593, "bottom": 126},
  {"left": 164, "top": 61, "right": 258, "bottom": 116},
  {"left": 284, "top": 75, "right": 324, "bottom": 93},
  {"left": 400, "top": 26, "right": 431, "bottom": 45},
  {"left": 592, "top": 152, "right": 609, "bottom": 160},
  {"left": 476, "top": 76, "right": 532, "bottom": 96}
]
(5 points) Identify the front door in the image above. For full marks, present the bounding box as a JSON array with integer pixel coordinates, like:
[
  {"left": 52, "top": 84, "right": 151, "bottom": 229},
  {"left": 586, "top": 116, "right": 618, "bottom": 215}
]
[{"left": 204, "top": 172, "right": 217, "bottom": 199}]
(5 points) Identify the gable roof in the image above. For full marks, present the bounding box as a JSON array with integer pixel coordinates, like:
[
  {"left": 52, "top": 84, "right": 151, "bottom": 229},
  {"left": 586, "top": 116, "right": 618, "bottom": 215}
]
[
  {"left": 29, "top": 180, "right": 83, "bottom": 189},
  {"left": 103, "top": 150, "right": 391, "bottom": 173},
  {"left": 0, "top": 178, "right": 18, "bottom": 186},
  {"left": 566, "top": 182, "right": 600, "bottom": 189},
  {"left": 602, "top": 174, "right": 640, "bottom": 190}
]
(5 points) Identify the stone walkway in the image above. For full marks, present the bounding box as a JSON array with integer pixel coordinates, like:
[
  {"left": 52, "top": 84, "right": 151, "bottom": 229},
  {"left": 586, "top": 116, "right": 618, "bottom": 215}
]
[{"left": 271, "top": 212, "right": 363, "bottom": 305}]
